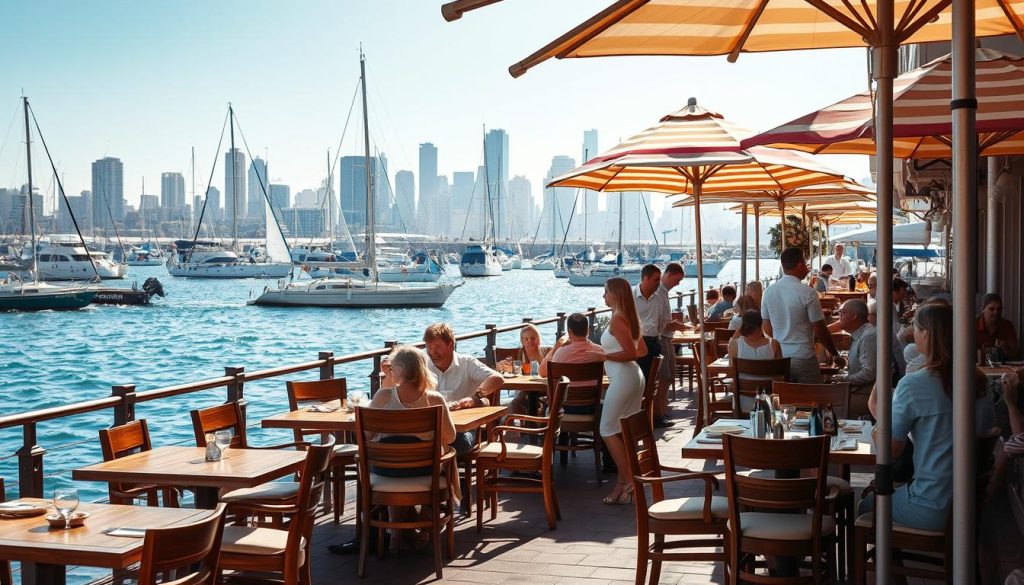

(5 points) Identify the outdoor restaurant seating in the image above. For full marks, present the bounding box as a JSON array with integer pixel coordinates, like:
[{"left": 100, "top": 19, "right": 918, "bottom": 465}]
[
  {"left": 549, "top": 361, "right": 605, "bottom": 486},
  {"left": 138, "top": 502, "right": 226, "bottom": 585},
  {"left": 714, "top": 328, "right": 734, "bottom": 358},
  {"left": 286, "top": 378, "right": 358, "bottom": 523},
  {"left": 640, "top": 356, "right": 665, "bottom": 431},
  {"left": 476, "top": 379, "right": 568, "bottom": 531},
  {"left": 492, "top": 347, "right": 520, "bottom": 368},
  {"left": 621, "top": 410, "right": 728, "bottom": 585},
  {"left": 98, "top": 419, "right": 180, "bottom": 507},
  {"left": 218, "top": 438, "right": 334, "bottom": 585},
  {"left": 729, "top": 358, "right": 790, "bottom": 417},
  {"left": 354, "top": 406, "right": 455, "bottom": 580},
  {"left": 722, "top": 434, "right": 834, "bottom": 584}
]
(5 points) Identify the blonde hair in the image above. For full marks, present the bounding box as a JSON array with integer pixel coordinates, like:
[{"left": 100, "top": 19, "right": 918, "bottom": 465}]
[
  {"left": 605, "top": 277, "right": 641, "bottom": 339},
  {"left": 744, "top": 281, "right": 763, "bottom": 306},
  {"left": 388, "top": 345, "right": 436, "bottom": 392},
  {"left": 520, "top": 323, "right": 541, "bottom": 344}
]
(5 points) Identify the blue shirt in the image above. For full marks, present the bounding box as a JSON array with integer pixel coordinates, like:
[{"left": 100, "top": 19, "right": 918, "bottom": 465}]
[
  {"left": 707, "top": 299, "right": 733, "bottom": 321},
  {"left": 890, "top": 368, "right": 994, "bottom": 529}
]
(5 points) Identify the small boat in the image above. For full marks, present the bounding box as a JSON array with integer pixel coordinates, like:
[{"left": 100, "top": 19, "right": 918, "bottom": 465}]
[
  {"left": 91, "top": 277, "right": 166, "bottom": 306},
  {"left": 460, "top": 243, "right": 503, "bottom": 277},
  {"left": 567, "top": 264, "right": 642, "bottom": 287},
  {"left": 25, "top": 238, "right": 127, "bottom": 280},
  {"left": 531, "top": 256, "right": 556, "bottom": 270},
  {"left": 378, "top": 252, "right": 443, "bottom": 283},
  {"left": 126, "top": 246, "right": 165, "bottom": 266}
]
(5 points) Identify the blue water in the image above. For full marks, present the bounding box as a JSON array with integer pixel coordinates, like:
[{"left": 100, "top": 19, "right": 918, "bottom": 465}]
[{"left": 0, "top": 259, "right": 779, "bottom": 503}]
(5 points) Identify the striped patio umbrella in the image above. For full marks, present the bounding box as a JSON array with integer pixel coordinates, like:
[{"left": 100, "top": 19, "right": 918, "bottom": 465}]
[
  {"left": 547, "top": 98, "right": 846, "bottom": 430},
  {"left": 743, "top": 48, "right": 1024, "bottom": 157}
]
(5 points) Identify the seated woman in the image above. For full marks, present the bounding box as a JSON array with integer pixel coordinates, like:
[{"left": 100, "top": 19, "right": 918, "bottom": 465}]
[
  {"left": 977, "top": 293, "right": 1020, "bottom": 361},
  {"left": 507, "top": 324, "right": 552, "bottom": 415},
  {"left": 863, "top": 304, "right": 995, "bottom": 531},
  {"left": 744, "top": 281, "right": 763, "bottom": 310},
  {"left": 727, "top": 295, "right": 757, "bottom": 330},
  {"left": 372, "top": 345, "right": 457, "bottom": 549},
  {"left": 727, "top": 310, "right": 782, "bottom": 412}
]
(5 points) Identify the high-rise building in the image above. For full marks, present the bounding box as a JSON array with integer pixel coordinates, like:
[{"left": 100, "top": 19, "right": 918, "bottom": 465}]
[
  {"left": 247, "top": 157, "right": 267, "bottom": 220},
  {"left": 543, "top": 156, "right": 577, "bottom": 243},
  {"left": 56, "top": 190, "right": 89, "bottom": 233},
  {"left": 316, "top": 175, "right": 337, "bottom": 232},
  {"left": 0, "top": 188, "right": 14, "bottom": 233},
  {"left": 484, "top": 129, "right": 510, "bottom": 239},
  {"left": 394, "top": 170, "right": 415, "bottom": 229},
  {"left": 278, "top": 207, "right": 326, "bottom": 238},
  {"left": 582, "top": 129, "right": 600, "bottom": 224},
  {"left": 508, "top": 175, "right": 533, "bottom": 239},
  {"left": 224, "top": 148, "right": 246, "bottom": 229},
  {"left": 418, "top": 143, "right": 438, "bottom": 209},
  {"left": 91, "top": 157, "right": 124, "bottom": 232},
  {"left": 293, "top": 188, "right": 317, "bottom": 209},
  {"left": 268, "top": 184, "right": 290, "bottom": 211},
  {"left": 193, "top": 195, "right": 203, "bottom": 228},
  {"left": 139, "top": 194, "right": 160, "bottom": 229},
  {"left": 339, "top": 155, "right": 387, "bottom": 231},
  {"left": 451, "top": 171, "right": 474, "bottom": 212},
  {"left": 160, "top": 172, "right": 186, "bottom": 212}
]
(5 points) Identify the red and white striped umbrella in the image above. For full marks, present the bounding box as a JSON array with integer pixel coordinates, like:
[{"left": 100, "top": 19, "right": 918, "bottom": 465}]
[{"left": 743, "top": 48, "right": 1024, "bottom": 158}]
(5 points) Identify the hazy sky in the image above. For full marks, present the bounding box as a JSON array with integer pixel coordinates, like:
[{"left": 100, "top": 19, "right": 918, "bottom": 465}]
[{"left": 0, "top": 1, "right": 872, "bottom": 220}]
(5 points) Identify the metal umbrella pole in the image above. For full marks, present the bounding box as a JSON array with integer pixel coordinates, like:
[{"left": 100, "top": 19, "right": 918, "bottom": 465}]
[
  {"left": 741, "top": 203, "right": 748, "bottom": 287},
  {"left": 754, "top": 202, "right": 761, "bottom": 281},
  {"left": 951, "top": 0, "right": 979, "bottom": 578},
  {"left": 691, "top": 171, "right": 710, "bottom": 429}
]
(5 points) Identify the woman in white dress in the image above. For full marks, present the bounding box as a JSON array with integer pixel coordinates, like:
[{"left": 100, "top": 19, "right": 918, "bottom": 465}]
[{"left": 600, "top": 277, "right": 647, "bottom": 505}]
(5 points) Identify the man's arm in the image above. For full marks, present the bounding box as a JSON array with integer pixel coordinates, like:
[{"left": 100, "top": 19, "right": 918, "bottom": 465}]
[
  {"left": 762, "top": 318, "right": 774, "bottom": 338},
  {"left": 813, "top": 320, "right": 839, "bottom": 357}
]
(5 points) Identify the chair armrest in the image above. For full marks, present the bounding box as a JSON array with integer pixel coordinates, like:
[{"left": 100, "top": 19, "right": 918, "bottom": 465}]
[
  {"left": 224, "top": 501, "right": 299, "bottom": 515},
  {"left": 659, "top": 464, "right": 696, "bottom": 474},
  {"left": 505, "top": 414, "right": 550, "bottom": 425},
  {"left": 489, "top": 424, "right": 547, "bottom": 440}
]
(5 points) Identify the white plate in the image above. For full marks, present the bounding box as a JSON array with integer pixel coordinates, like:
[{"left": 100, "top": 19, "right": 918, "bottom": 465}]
[
  {"left": 0, "top": 504, "right": 48, "bottom": 518},
  {"left": 705, "top": 425, "right": 745, "bottom": 438}
]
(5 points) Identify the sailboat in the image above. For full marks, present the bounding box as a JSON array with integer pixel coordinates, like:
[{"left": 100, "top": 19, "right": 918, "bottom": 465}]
[
  {"left": 459, "top": 129, "right": 503, "bottom": 278},
  {"left": 249, "top": 51, "right": 460, "bottom": 308},
  {"left": 168, "top": 106, "right": 292, "bottom": 279},
  {"left": 568, "top": 192, "right": 642, "bottom": 287},
  {"left": 0, "top": 97, "right": 96, "bottom": 311}
]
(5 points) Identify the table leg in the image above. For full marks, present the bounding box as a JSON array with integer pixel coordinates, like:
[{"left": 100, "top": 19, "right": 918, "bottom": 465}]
[
  {"left": 32, "top": 563, "right": 66, "bottom": 585},
  {"left": 194, "top": 486, "right": 219, "bottom": 509}
]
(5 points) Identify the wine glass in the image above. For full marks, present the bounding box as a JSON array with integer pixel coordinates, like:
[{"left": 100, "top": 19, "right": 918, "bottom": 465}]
[
  {"left": 214, "top": 430, "right": 233, "bottom": 457},
  {"left": 349, "top": 391, "right": 367, "bottom": 408},
  {"left": 512, "top": 360, "right": 522, "bottom": 375},
  {"left": 53, "top": 488, "right": 79, "bottom": 530},
  {"left": 782, "top": 405, "right": 797, "bottom": 430}
]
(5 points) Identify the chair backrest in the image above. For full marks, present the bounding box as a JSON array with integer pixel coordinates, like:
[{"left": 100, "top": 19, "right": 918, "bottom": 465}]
[
  {"left": 620, "top": 409, "right": 665, "bottom": 506},
  {"left": 286, "top": 378, "right": 348, "bottom": 442},
  {"left": 771, "top": 382, "right": 851, "bottom": 419},
  {"left": 138, "top": 503, "right": 227, "bottom": 585},
  {"left": 355, "top": 405, "right": 444, "bottom": 491},
  {"left": 547, "top": 361, "right": 604, "bottom": 413},
  {"left": 190, "top": 402, "right": 247, "bottom": 448},
  {"left": 723, "top": 434, "right": 830, "bottom": 544},
  {"left": 100, "top": 419, "right": 153, "bottom": 461},
  {"left": 540, "top": 380, "right": 569, "bottom": 455},
  {"left": 494, "top": 347, "right": 520, "bottom": 367},
  {"left": 288, "top": 438, "right": 335, "bottom": 555},
  {"left": 686, "top": 304, "right": 699, "bottom": 327},
  {"left": 704, "top": 319, "right": 732, "bottom": 332},
  {"left": 640, "top": 355, "right": 664, "bottom": 425},
  {"left": 714, "top": 328, "right": 734, "bottom": 357},
  {"left": 831, "top": 332, "right": 852, "bottom": 352},
  {"left": 819, "top": 296, "right": 840, "bottom": 312},
  {"left": 730, "top": 357, "right": 791, "bottom": 415}
]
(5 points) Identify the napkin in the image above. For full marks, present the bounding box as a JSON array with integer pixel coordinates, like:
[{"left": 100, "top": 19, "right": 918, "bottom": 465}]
[
  {"left": 696, "top": 437, "right": 723, "bottom": 444},
  {"left": 104, "top": 527, "right": 146, "bottom": 538},
  {"left": 307, "top": 403, "right": 339, "bottom": 413},
  {"left": 832, "top": 437, "right": 858, "bottom": 451}
]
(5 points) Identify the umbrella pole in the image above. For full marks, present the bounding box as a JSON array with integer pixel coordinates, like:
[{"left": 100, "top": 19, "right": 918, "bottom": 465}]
[
  {"left": 754, "top": 203, "right": 761, "bottom": 281},
  {"left": 693, "top": 176, "right": 710, "bottom": 431},
  {"left": 741, "top": 204, "right": 748, "bottom": 287},
  {"left": 871, "top": 20, "right": 897, "bottom": 579},
  {"left": 985, "top": 156, "right": 1001, "bottom": 292},
  {"left": 951, "top": 0, "right": 979, "bottom": 579},
  {"left": 778, "top": 200, "right": 787, "bottom": 253}
]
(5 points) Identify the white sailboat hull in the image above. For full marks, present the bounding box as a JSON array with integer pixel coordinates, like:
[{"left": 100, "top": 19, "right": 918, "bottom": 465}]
[
  {"left": 459, "top": 262, "right": 503, "bottom": 277},
  {"left": 126, "top": 259, "right": 164, "bottom": 266},
  {"left": 249, "top": 279, "right": 460, "bottom": 308},
  {"left": 168, "top": 262, "right": 293, "bottom": 279},
  {"left": 567, "top": 266, "right": 643, "bottom": 287},
  {"left": 531, "top": 259, "right": 556, "bottom": 270},
  {"left": 377, "top": 268, "right": 441, "bottom": 283}
]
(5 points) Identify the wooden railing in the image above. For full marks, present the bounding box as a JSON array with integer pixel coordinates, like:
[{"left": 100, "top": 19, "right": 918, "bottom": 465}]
[{"left": 0, "top": 277, "right": 775, "bottom": 498}]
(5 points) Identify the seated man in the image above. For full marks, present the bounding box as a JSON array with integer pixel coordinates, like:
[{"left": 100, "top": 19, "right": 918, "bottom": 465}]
[
  {"left": 707, "top": 285, "right": 736, "bottom": 320},
  {"left": 539, "top": 312, "right": 606, "bottom": 399},
  {"left": 422, "top": 323, "right": 504, "bottom": 456},
  {"left": 977, "top": 293, "right": 1020, "bottom": 361},
  {"left": 815, "top": 264, "right": 833, "bottom": 293},
  {"left": 833, "top": 299, "right": 877, "bottom": 417}
]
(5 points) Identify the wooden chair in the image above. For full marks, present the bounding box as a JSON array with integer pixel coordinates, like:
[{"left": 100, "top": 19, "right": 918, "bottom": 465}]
[
  {"left": 98, "top": 419, "right": 179, "bottom": 507},
  {"left": 286, "top": 378, "right": 358, "bottom": 524},
  {"left": 0, "top": 479, "right": 10, "bottom": 585},
  {"left": 476, "top": 380, "right": 568, "bottom": 531},
  {"left": 682, "top": 337, "right": 729, "bottom": 431},
  {"left": 493, "top": 347, "right": 520, "bottom": 369},
  {"left": 640, "top": 356, "right": 664, "bottom": 431},
  {"left": 138, "top": 502, "right": 226, "bottom": 585},
  {"left": 830, "top": 332, "right": 852, "bottom": 352},
  {"left": 729, "top": 357, "right": 791, "bottom": 417},
  {"left": 771, "top": 382, "right": 850, "bottom": 419},
  {"left": 621, "top": 410, "right": 728, "bottom": 585},
  {"left": 723, "top": 434, "right": 834, "bottom": 584},
  {"left": 218, "top": 438, "right": 335, "bottom": 585},
  {"left": 355, "top": 406, "right": 455, "bottom": 579},
  {"left": 549, "top": 361, "right": 606, "bottom": 487},
  {"left": 714, "top": 328, "right": 734, "bottom": 358}
]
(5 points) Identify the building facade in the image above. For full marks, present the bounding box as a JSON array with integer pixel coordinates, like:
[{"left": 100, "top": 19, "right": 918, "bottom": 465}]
[{"left": 91, "top": 157, "right": 124, "bottom": 233}]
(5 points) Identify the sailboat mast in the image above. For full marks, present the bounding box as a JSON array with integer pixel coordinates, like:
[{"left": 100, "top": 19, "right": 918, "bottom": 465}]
[
  {"left": 229, "top": 104, "right": 238, "bottom": 249},
  {"left": 360, "top": 50, "right": 376, "bottom": 279},
  {"left": 327, "top": 149, "right": 334, "bottom": 246},
  {"left": 23, "top": 97, "right": 37, "bottom": 279},
  {"left": 481, "top": 126, "right": 493, "bottom": 245},
  {"left": 190, "top": 146, "right": 195, "bottom": 239},
  {"left": 617, "top": 192, "right": 623, "bottom": 267}
]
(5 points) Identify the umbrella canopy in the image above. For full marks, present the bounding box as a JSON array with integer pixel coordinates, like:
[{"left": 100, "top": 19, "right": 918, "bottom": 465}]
[
  {"left": 670, "top": 181, "right": 874, "bottom": 207},
  {"left": 731, "top": 199, "right": 878, "bottom": 224},
  {"left": 743, "top": 48, "right": 1024, "bottom": 157},
  {"left": 503, "top": 0, "right": 1024, "bottom": 76}
]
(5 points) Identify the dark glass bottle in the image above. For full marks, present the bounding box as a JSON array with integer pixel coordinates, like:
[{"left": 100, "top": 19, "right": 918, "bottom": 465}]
[
  {"left": 808, "top": 403, "right": 823, "bottom": 436},
  {"left": 821, "top": 403, "right": 837, "bottom": 436}
]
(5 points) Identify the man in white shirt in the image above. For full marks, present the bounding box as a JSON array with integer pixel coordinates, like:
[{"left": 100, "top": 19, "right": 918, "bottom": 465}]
[
  {"left": 634, "top": 264, "right": 688, "bottom": 427},
  {"left": 761, "top": 247, "right": 840, "bottom": 383},
  {"left": 422, "top": 323, "right": 503, "bottom": 455},
  {"left": 829, "top": 243, "right": 854, "bottom": 282}
]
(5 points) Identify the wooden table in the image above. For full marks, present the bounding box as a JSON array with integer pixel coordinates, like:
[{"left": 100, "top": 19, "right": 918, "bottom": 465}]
[
  {"left": 681, "top": 418, "right": 876, "bottom": 467},
  {"left": 980, "top": 365, "right": 1018, "bottom": 377},
  {"left": 500, "top": 374, "right": 610, "bottom": 393},
  {"left": 73, "top": 446, "right": 306, "bottom": 509},
  {"left": 262, "top": 404, "right": 509, "bottom": 434},
  {"left": 672, "top": 331, "right": 713, "bottom": 344},
  {"left": 0, "top": 498, "right": 210, "bottom": 584},
  {"left": 706, "top": 357, "right": 841, "bottom": 377}
]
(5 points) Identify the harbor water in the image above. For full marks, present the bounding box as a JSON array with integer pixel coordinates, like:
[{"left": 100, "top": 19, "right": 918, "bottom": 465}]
[{"left": 0, "top": 259, "right": 779, "bottom": 505}]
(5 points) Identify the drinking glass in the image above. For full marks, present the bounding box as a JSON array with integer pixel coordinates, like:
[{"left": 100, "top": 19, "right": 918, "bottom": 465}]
[
  {"left": 782, "top": 405, "right": 797, "bottom": 430},
  {"left": 349, "top": 391, "right": 367, "bottom": 408},
  {"left": 53, "top": 488, "right": 79, "bottom": 530},
  {"left": 214, "top": 430, "right": 233, "bottom": 456},
  {"left": 512, "top": 360, "right": 522, "bottom": 375}
]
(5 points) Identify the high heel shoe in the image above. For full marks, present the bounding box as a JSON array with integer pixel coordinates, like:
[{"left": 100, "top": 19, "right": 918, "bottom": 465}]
[{"left": 602, "top": 482, "right": 633, "bottom": 505}]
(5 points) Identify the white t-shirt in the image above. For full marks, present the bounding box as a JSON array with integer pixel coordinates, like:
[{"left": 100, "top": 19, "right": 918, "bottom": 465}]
[
  {"left": 428, "top": 351, "right": 497, "bottom": 403},
  {"left": 829, "top": 254, "right": 854, "bottom": 280},
  {"left": 761, "top": 274, "right": 824, "bottom": 360}
]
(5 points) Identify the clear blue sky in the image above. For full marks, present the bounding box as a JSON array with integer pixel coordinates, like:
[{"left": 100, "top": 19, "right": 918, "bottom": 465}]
[{"left": 0, "top": 0, "right": 871, "bottom": 219}]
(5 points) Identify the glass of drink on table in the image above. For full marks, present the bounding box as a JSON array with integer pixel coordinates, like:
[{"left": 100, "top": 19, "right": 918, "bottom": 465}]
[{"left": 513, "top": 360, "right": 522, "bottom": 375}]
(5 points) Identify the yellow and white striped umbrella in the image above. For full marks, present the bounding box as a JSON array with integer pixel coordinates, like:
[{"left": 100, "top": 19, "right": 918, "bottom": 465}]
[
  {"left": 670, "top": 181, "right": 874, "bottom": 207},
  {"left": 744, "top": 48, "right": 1024, "bottom": 157}
]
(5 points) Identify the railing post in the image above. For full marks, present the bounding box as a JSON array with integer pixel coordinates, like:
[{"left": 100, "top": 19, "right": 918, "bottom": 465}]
[
  {"left": 675, "top": 292, "right": 683, "bottom": 311},
  {"left": 17, "top": 423, "right": 44, "bottom": 498},
  {"left": 372, "top": 341, "right": 396, "bottom": 395},
  {"left": 555, "top": 313, "right": 566, "bottom": 338},
  {"left": 225, "top": 366, "right": 246, "bottom": 421},
  {"left": 484, "top": 324, "right": 497, "bottom": 368},
  {"left": 318, "top": 351, "right": 335, "bottom": 380},
  {"left": 111, "top": 384, "right": 136, "bottom": 426},
  {"left": 586, "top": 308, "right": 597, "bottom": 337}
]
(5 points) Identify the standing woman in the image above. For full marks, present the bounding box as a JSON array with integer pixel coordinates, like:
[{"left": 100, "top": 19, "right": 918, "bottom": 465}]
[{"left": 600, "top": 277, "right": 647, "bottom": 505}]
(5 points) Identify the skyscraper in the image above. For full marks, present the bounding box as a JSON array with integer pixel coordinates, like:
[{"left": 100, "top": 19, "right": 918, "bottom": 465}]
[
  {"left": 224, "top": 148, "right": 245, "bottom": 230},
  {"left": 508, "top": 175, "right": 533, "bottom": 239},
  {"left": 91, "top": 157, "right": 124, "bottom": 232},
  {"left": 247, "top": 157, "right": 267, "bottom": 220},
  {"left": 160, "top": 172, "right": 186, "bottom": 212},
  {"left": 204, "top": 186, "right": 221, "bottom": 222},
  {"left": 418, "top": 143, "right": 438, "bottom": 208},
  {"left": 394, "top": 170, "right": 415, "bottom": 229},
  {"left": 268, "top": 184, "right": 290, "bottom": 211},
  {"left": 543, "top": 156, "right": 576, "bottom": 243},
  {"left": 451, "top": 171, "right": 474, "bottom": 212},
  {"left": 339, "top": 155, "right": 387, "bottom": 231},
  {"left": 484, "top": 129, "right": 509, "bottom": 239}
]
